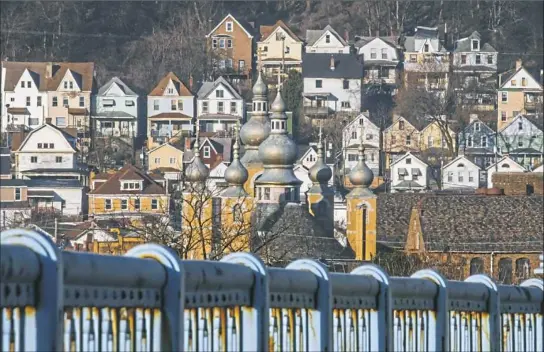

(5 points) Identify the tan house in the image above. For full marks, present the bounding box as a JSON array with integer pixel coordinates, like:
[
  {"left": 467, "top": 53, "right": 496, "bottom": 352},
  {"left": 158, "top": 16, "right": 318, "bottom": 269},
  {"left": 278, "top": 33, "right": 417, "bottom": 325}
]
[
  {"left": 382, "top": 115, "right": 423, "bottom": 168},
  {"left": 0, "top": 179, "right": 31, "bottom": 229},
  {"left": 206, "top": 14, "right": 254, "bottom": 78},
  {"left": 147, "top": 143, "right": 184, "bottom": 188},
  {"left": 497, "top": 59, "right": 543, "bottom": 130},
  {"left": 257, "top": 20, "right": 303, "bottom": 84},
  {"left": 419, "top": 120, "right": 457, "bottom": 153}
]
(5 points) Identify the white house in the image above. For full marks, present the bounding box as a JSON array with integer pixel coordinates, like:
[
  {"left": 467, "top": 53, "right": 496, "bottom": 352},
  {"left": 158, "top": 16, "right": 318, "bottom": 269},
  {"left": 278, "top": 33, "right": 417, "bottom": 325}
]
[
  {"left": 486, "top": 156, "right": 526, "bottom": 188},
  {"left": 25, "top": 179, "right": 86, "bottom": 216},
  {"left": 533, "top": 164, "right": 544, "bottom": 173},
  {"left": 293, "top": 164, "right": 312, "bottom": 202},
  {"left": 196, "top": 76, "right": 244, "bottom": 134},
  {"left": 14, "top": 123, "right": 86, "bottom": 182},
  {"left": 442, "top": 155, "right": 481, "bottom": 190},
  {"left": 302, "top": 53, "right": 363, "bottom": 118},
  {"left": 296, "top": 144, "right": 335, "bottom": 187},
  {"left": 342, "top": 112, "right": 381, "bottom": 174},
  {"left": 498, "top": 114, "right": 544, "bottom": 168},
  {"left": 305, "top": 25, "right": 351, "bottom": 54},
  {"left": 390, "top": 152, "right": 428, "bottom": 193},
  {"left": 207, "top": 162, "right": 229, "bottom": 192},
  {"left": 355, "top": 36, "right": 400, "bottom": 86},
  {"left": 92, "top": 77, "right": 140, "bottom": 142}
]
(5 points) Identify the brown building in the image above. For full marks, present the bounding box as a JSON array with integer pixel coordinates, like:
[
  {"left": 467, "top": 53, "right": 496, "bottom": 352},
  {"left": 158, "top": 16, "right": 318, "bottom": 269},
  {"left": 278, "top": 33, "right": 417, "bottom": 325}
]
[
  {"left": 377, "top": 193, "right": 543, "bottom": 284},
  {"left": 206, "top": 14, "right": 255, "bottom": 79},
  {"left": 183, "top": 136, "right": 232, "bottom": 170}
]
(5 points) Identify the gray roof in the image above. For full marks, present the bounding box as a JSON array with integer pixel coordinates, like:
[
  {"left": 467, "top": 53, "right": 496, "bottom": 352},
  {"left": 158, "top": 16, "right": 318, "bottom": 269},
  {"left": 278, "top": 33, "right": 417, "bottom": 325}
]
[
  {"left": 302, "top": 53, "right": 363, "bottom": 79},
  {"left": 0, "top": 179, "right": 26, "bottom": 187},
  {"left": 0, "top": 201, "right": 30, "bottom": 209},
  {"left": 97, "top": 76, "right": 137, "bottom": 96},
  {"left": 394, "top": 180, "right": 425, "bottom": 189},
  {"left": 305, "top": 25, "right": 347, "bottom": 46},
  {"left": 354, "top": 36, "right": 399, "bottom": 49},
  {"left": 197, "top": 76, "right": 242, "bottom": 100},
  {"left": 414, "top": 26, "right": 439, "bottom": 39},
  {"left": 24, "top": 178, "right": 83, "bottom": 188},
  {"left": 296, "top": 144, "right": 335, "bottom": 164},
  {"left": 94, "top": 111, "right": 136, "bottom": 118},
  {"left": 454, "top": 31, "right": 497, "bottom": 53}
]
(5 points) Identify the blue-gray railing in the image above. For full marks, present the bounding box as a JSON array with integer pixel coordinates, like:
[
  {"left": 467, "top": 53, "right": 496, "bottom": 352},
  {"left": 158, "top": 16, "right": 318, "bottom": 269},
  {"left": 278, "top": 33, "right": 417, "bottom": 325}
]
[{"left": 1, "top": 229, "right": 543, "bottom": 351}]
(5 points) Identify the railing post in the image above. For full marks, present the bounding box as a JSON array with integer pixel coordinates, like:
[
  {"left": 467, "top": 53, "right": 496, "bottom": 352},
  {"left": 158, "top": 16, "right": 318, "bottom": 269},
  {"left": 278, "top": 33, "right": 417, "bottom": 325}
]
[
  {"left": 350, "top": 263, "right": 392, "bottom": 351},
  {"left": 411, "top": 269, "right": 449, "bottom": 351},
  {"left": 1, "top": 229, "right": 63, "bottom": 351},
  {"left": 222, "top": 252, "right": 269, "bottom": 352},
  {"left": 465, "top": 274, "right": 500, "bottom": 351},
  {"left": 521, "top": 278, "right": 544, "bottom": 352},
  {"left": 286, "top": 259, "right": 331, "bottom": 351},
  {"left": 126, "top": 244, "right": 184, "bottom": 351}
]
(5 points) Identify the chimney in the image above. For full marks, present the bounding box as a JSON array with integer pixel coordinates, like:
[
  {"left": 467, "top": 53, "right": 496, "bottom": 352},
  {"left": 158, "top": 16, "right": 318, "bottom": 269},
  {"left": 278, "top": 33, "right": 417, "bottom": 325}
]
[
  {"left": 469, "top": 114, "right": 478, "bottom": 123},
  {"left": 330, "top": 55, "right": 335, "bottom": 71},
  {"left": 189, "top": 75, "right": 194, "bottom": 91},
  {"left": 344, "top": 29, "right": 349, "bottom": 42},
  {"left": 375, "top": 30, "right": 379, "bottom": 38},
  {"left": 45, "top": 117, "right": 52, "bottom": 124},
  {"left": 515, "top": 59, "right": 523, "bottom": 71},
  {"left": 45, "top": 62, "right": 52, "bottom": 78}
]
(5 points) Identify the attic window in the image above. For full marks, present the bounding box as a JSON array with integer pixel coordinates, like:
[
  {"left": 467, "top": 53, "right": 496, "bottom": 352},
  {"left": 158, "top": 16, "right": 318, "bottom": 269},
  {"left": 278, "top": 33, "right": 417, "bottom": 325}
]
[
  {"left": 203, "top": 146, "right": 211, "bottom": 158},
  {"left": 216, "top": 90, "right": 224, "bottom": 98},
  {"left": 472, "top": 40, "right": 479, "bottom": 51},
  {"left": 226, "top": 21, "right": 233, "bottom": 32},
  {"left": 424, "top": 44, "right": 429, "bottom": 52},
  {"left": 122, "top": 181, "right": 142, "bottom": 190},
  {"left": 125, "top": 100, "right": 135, "bottom": 107},
  {"left": 325, "top": 34, "right": 331, "bottom": 43},
  {"left": 522, "top": 77, "right": 527, "bottom": 86},
  {"left": 21, "top": 81, "right": 25, "bottom": 88},
  {"left": 458, "top": 163, "right": 465, "bottom": 168},
  {"left": 502, "top": 164, "right": 510, "bottom": 168},
  {"left": 474, "top": 122, "right": 481, "bottom": 131},
  {"left": 406, "top": 158, "right": 412, "bottom": 165},
  {"left": 398, "top": 120, "right": 405, "bottom": 130}
]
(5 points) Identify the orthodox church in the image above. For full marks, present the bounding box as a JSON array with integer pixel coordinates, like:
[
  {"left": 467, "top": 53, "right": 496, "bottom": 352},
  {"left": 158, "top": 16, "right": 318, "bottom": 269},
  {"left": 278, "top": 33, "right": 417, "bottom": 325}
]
[{"left": 182, "top": 72, "right": 377, "bottom": 262}]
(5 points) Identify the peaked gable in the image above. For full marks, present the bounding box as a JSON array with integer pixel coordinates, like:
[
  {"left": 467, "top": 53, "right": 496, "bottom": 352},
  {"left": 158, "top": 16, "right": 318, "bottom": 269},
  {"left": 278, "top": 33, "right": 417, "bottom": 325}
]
[
  {"left": 345, "top": 112, "right": 379, "bottom": 132},
  {"left": 197, "top": 76, "right": 242, "bottom": 99},
  {"left": 147, "top": 143, "right": 183, "bottom": 156},
  {"left": 260, "top": 20, "right": 301, "bottom": 43},
  {"left": 91, "top": 164, "right": 165, "bottom": 195},
  {"left": 17, "top": 124, "right": 77, "bottom": 152},
  {"left": 499, "top": 114, "right": 543, "bottom": 133},
  {"left": 391, "top": 152, "right": 427, "bottom": 168},
  {"left": 206, "top": 14, "right": 254, "bottom": 39},
  {"left": 98, "top": 77, "right": 137, "bottom": 96},
  {"left": 149, "top": 72, "right": 193, "bottom": 97},
  {"left": 16, "top": 69, "right": 41, "bottom": 90},
  {"left": 443, "top": 155, "right": 480, "bottom": 170},
  {"left": 486, "top": 156, "right": 525, "bottom": 171},
  {"left": 312, "top": 26, "right": 348, "bottom": 47},
  {"left": 500, "top": 66, "right": 543, "bottom": 90}
]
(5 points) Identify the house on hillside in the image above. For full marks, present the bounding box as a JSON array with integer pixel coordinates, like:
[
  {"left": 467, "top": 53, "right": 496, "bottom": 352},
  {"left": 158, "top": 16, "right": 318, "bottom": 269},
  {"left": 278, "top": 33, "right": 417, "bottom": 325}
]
[
  {"left": 24, "top": 178, "right": 86, "bottom": 216},
  {"left": 302, "top": 53, "right": 363, "bottom": 119},
  {"left": 498, "top": 114, "right": 543, "bottom": 168},
  {"left": 452, "top": 31, "right": 497, "bottom": 112},
  {"left": 390, "top": 152, "right": 428, "bottom": 193},
  {"left": 183, "top": 137, "right": 232, "bottom": 171},
  {"left": 147, "top": 72, "right": 195, "bottom": 150},
  {"left": 459, "top": 115, "right": 497, "bottom": 169},
  {"left": 1, "top": 147, "right": 12, "bottom": 179},
  {"left": 0, "top": 179, "right": 31, "bottom": 229},
  {"left": 92, "top": 77, "right": 140, "bottom": 145},
  {"left": 147, "top": 143, "right": 184, "bottom": 190},
  {"left": 402, "top": 26, "right": 450, "bottom": 93},
  {"left": 497, "top": 59, "right": 543, "bottom": 130},
  {"left": 14, "top": 123, "right": 88, "bottom": 184},
  {"left": 342, "top": 112, "right": 381, "bottom": 174},
  {"left": 354, "top": 35, "right": 401, "bottom": 90},
  {"left": 196, "top": 76, "right": 244, "bottom": 135},
  {"left": 257, "top": 20, "right": 303, "bottom": 84},
  {"left": 382, "top": 115, "right": 424, "bottom": 169},
  {"left": 442, "top": 155, "right": 481, "bottom": 189},
  {"left": 419, "top": 120, "right": 456, "bottom": 156},
  {"left": 305, "top": 25, "right": 351, "bottom": 54},
  {"left": 486, "top": 155, "right": 526, "bottom": 188},
  {"left": 206, "top": 14, "right": 255, "bottom": 79}
]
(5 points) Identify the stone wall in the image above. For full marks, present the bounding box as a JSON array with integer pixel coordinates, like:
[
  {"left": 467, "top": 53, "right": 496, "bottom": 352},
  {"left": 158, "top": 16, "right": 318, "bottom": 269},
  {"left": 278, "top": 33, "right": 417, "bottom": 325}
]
[{"left": 492, "top": 172, "right": 544, "bottom": 195}]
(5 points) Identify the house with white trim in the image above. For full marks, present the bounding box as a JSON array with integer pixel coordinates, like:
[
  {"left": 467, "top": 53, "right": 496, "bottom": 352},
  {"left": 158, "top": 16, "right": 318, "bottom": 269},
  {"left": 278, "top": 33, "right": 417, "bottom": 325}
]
[
  {"left": 486, "top": 156, "right": 526, "bottom": 188},
  {"left": 442, "top": 155, "right": 481, "bottom": 190},
  {"left": 342, "top": 112, "right": 381, "bottom": 174},
  {"left": 497, "top": 114, "right": 543, "bottom": 169},
  {"left": 390, "top": 152, "right": 429, "bottom": 193},
  {"left": 305, "top": 25, "right": 351, "bottom": 54}
]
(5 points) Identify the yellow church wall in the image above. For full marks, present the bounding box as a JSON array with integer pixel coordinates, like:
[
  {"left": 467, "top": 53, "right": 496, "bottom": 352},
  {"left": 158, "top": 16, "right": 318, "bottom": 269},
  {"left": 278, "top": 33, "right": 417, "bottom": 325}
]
[
  {"left": 346, "top": 196, "right": 377, "bottom": 261},
  {"left": 244, "top": 164, "right": 264, "bottom": 197}
]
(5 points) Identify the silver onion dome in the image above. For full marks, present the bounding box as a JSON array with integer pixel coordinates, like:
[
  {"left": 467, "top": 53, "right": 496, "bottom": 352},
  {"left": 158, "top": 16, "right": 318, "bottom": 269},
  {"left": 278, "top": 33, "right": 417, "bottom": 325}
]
[
  {"left": 185, "top": 127, "right": 209, "bottom": 183},
  {"left": 252, "top": 71, "right": 268, "bottom": 97},
  {"left": 224, "top": 126, "right": 248, "bottom": 186},
  {"left": 349, "top": 142, "right": 374, "bottom": 188},
  {"left": 239, "top": 117, "right": 271, "bottom": 148},
  {"left": 308, "top": 128, "right": 332, "bottom": 185}
]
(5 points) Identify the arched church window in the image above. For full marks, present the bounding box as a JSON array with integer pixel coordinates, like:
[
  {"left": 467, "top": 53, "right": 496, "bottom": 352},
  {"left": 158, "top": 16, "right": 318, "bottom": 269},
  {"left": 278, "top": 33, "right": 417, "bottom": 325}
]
[
  {"left": 469, "top": 257, "right": 484, "bottom": 275},
  {"left": 498, "top": 258, "right": 513, "bottom": 284},
  {"left": 515, "top": 258, "right": 530, "bottom": 280}
]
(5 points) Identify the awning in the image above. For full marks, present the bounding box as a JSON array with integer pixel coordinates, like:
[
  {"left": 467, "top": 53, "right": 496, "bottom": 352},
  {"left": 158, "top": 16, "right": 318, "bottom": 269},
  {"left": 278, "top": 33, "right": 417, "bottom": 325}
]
[
  {"left": 68, "top": 108, "right": 88, "bottom": 115},
  {"left": 398, "top": 168, "right": 408, "bottom": 176},
  {"left": 27, "top": 190, "right": 55, "bottom": 198},
  {"left": 411, "top": 168, "right": 422, "bottom": 176},
  {"left": 7, "top": 107, "right": 29, "bottom": 115}
]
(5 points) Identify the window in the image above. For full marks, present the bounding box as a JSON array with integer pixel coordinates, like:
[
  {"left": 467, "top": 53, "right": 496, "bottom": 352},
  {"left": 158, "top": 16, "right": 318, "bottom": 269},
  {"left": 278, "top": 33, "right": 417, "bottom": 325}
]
[
  {"left": 366, "top": 134, "right": 373, "bottom": 140},
  {"left": 26, "top": 96, "right": 31, "bottom": 106},
  {"left": 154, "top": 100, "right": 159, "bottom": 111},
  {"left": 171, "top": 99, "right": 177, "bottom": 110},
  {"left": 481, "top": 136, "right": 487, "bottom": 148},
  {"left": 501, "top": 111, "right": 507, "bottom": 121},
  {"left": 518, "top": 121, "right": 523, "bottom": 131},
  {"left": 406, "top": 158, "right": 412, "bottom": 165},
  {"left": 121, "top": 199, "right": 128, "bottom": 210},
  {"left": 227, "top": 39, "right": 232, "bottom": 48},
  {"left": 458, "top": 172, "right": 464, "bottom": 182},
  {"left": 410, "top": 54, "right": 417, "bottom": 62},
  {"left": 501, "top": 92, "right": 507, "bottom": 103},
  {"left": 263, "top": 46, "right": 268, "bottom": 52},
  {"left": 21, "top": 81, "right": 25, "bottom": 88},
  {"left": 15, "top": 188, "right": 21, "bottom": 201},
  {"left": 31, "top": 156, "right": 38, "bottom": 163},
  {"left": 125, "top": 100, "right": 135, "bottom": 107},
  {"left": 38, "top": 143, "right": 43, "bottom": 149},
  {"left": 470, "top": 257, "right": 484, "bottom": 275},
  {"left": 447, "top": 172, "right": 453, "bottom": 183},
  {"left": 239, "top": 60, "right": 245, "bottom": 70},
  {"left": 264, "top": 187, "right": 270, "bottom": 200},
  {"left": 64, "top": 81, "right": 68, "bottom": 89},
  {"left": 398, "top": 120, "right": 405, "bottom": 130},
  {"left": 381, "top": 48, "right": 387, "bottom": 59},
  {"left": 521, "top": 77, "right": 527, "bottom": 87},
  {"left": 427, "top": 136, "right": 433, "bottom": 147},
  {"left": 29, "top": 118, "right": 39, "bottom": 126},
  {"left": 79, "top": 97, "right": 84, "bottom": 107},
  {"left": 56, "top": 117, "right": 66, "bottom": 126},
  {"left": 475, "top": 122, "right": 481, "bottom": 132},
  {"left": 212, "top": 39, "right": 218, "bottom": 48},
  {"left": 487, "top": 55, "right": 493, "bottom": 64},
  {"left": 475, "top": 55, "right": 481, "bottom": 64},
  {"left": 351, "top": 131, "right": 357, "bottom": 139},
  {"left": 515, "top": 258, "right": 530, "bottom": 280},
  {"left": 468, "top": 171, "right": 474, "bottom": 182},
  {"left": 370, "top": 48, "right": 377, "bottom": 59},
  {"left": 341, "top": 101, "right": 351, "bottom": 108},
  {"left": 134, "top": 198, "right": 140, "bottom": 210},
  {"left": 498, "top": 258, "right": 513, "bottom": 284},
  {"left": 49, "top": 143, "right": 54, "bottom": 149},
  {"left": 219, "top": 39, "right": 226, "bottom": 48},
  {"left": 151, "top": 199, "right": 158, "bottom": 210},
  {"left": 230, "top": 101, "right": 237, "bottom": 114},
  {"left": 315, "top": 80, "right": 322, "bottom": 88},
  {"left": 154, "top": 157, "right": 160, "bottom": 164},
  {"left": 348, "top": 154, "right": 357, "bottom": 162},
  {"left": 218, "top": 101, "right": 224, "bottom": 113},
  {"left": 177, "top": 100, "right": 183, "bottom": 110},
  {"left": 216, "top": 89, "right": 224, "bottom": 98},
  {"left": 56, "top": 156, "right": 62, "bottom": 163},
  {"left": 406, "top": 135, "right": 411, "bottom": 145},
  {"left": 10, "top": 97, "right": 14, "bottom": 102},
  {"left": 203, "top": 146, "right": 211, "bottom": 158},
  {"left": 233, "top": 204, "right": 242, "bottom": 222},
  {"left": 105, "top": 199, "right": 112, "bottom": 210},
  {"left": 167, "top": 88, "right": 174, "bottom": 94},
  {"left": 518, "top": 141, "right": 523, "bottom": 147},
  {"left": 511, "top": 80, "right": 517, "bottom": 87},
  {"left": 169, "top": 157, "right": 176, "bottom": 164},
  {"left": 63, "top": 97, "right": 69, "bottom": 107},
  {"left": 472, "top": 39, "right": 479, "bottom": 50},
  {"left": 37, "top": 96, "right": 42, "bottom": 106},
  {"left": 424, "top": 44, "right": 429, "bottom": 52},
  {"left": 461, "top": 55, "right": 467, "bottom": 64},
  {"left": 226, "top": 21, "right": 233, "bottom": 32},
  {"left": 325, "top": 34, "right": 330, "bottom": 43},
  {"left": 69, "top": 82, "right": 73, "bottom": 89}
]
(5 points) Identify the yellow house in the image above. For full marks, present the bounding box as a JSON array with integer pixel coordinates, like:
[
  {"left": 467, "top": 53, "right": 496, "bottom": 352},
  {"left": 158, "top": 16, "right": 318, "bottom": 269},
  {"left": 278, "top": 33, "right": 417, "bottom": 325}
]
[
  {"left": 257, "top": 20, "right": 303, "bottom": 83},
  {"left": 382, "top": 116, "right": 422, "bottom": 169},
  {"left": 497, "top": 59, "right": 543, "bottom": 130},
  {"left": 88, "top": 164, "right": 169, "bottom": 222},
  {"left": 419, "top": 120, "right": 457, "bottom": 154},
  {"left": 147, "top": 143, "right": 183, "bottom": 173}
]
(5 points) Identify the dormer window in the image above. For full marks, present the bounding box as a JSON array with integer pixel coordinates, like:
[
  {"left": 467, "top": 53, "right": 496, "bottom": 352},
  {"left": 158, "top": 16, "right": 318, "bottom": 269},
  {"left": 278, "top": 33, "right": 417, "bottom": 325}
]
[
  {"left": 203, "top": 146, "right": 211, "bottom": 158},
  {"left": 424, "top": 44, "right": 429, "bottom": 52},
  {"left": 122, "top": 181, "right": 142, "bottom": 190},
  {"left": 325, "top": 34, "right": 331, "bottom": 43},
  {"left": 216, "top": 89, "right": 224, "bottom": 98},
  {"left": 474, "top": 122, "right": 481, "bottom": 131},
  {"left": 226, "top": 21, "right": 233, "bottom": 32},
  {"left": 472, "top": 40, "right": 479, "bottom": 51}
]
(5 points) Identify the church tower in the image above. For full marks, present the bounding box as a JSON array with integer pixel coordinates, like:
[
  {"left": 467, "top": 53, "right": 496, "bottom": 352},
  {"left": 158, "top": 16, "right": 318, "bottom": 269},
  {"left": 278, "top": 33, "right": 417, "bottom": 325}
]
[
  {"left": 306, "top": 123, "right": 334, "bottom": 233},
  {"left": 239, "top": 71, "right": 271, "bottom": 196},
  {"left": 255, "top": 88, "right": 301, "bottom": 204},
  {"left": 346, "top": 124, "right": 377, "bottom": 261}
]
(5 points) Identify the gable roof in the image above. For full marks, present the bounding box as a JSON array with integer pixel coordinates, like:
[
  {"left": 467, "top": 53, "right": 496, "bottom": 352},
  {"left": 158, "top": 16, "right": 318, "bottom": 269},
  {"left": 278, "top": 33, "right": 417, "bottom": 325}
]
[
  {"left": 384, "top": 115, "right": 428, "bottom": 132},
  {"left": 390, "top": 152, "right": 427, "bottom": 168},
  {"left": 196, "top": 76, "right": 242, "bottom": 99},
  {"left": 259, "top": 20, "right": 301, "bottom": 42},
  {"left": 206, "top": 14, "right": 254, "bottom": 38},
  {"left": 90, "top": 164, "right": 165, "bottom": 195},
  {"left": 183, "top": 137, "right": 233, "bottom": 163},
  {"left": 344, "top": 112, "right": 379, "bottom": 132},
  {"left": 442, "top": 155, "right": 480, "bottom": 170},
  {"left": 97, "top": 76, "right": 137, "bottom": 96},
  {"left": 149, "top": 72, "right": 193, "bottom": 96},
  {"left": 17, "top": 123, "right": 77, "bottom": 152},
  {"left": 302, "top": 53, "right": 363, "bottom": 79},
  {"left": 485, "top": 155, "right": 525, "bottom": 171},
  {"left": 306, "top": 25, "right": 347, "bottom": 46},
  {"left": 354, "top": 36, "right": 399, "bottom": 50},
  {"left": 464, "top": 118, "right": 496, "bottom": 134},
  {"left": 499, "top": 114, "right": 544, "bottom": 133},
  {"left": 499, "top": 65, "right": 543, "bottom": 90},
  {"left": 2, "top": 61, "right": 95, "bottom": 92},
  {"left": 147, "top": 142, "right": 183, "bottom": 155},
  {"left": 454, "top": 31, "right": 497, "bottom": 52}
]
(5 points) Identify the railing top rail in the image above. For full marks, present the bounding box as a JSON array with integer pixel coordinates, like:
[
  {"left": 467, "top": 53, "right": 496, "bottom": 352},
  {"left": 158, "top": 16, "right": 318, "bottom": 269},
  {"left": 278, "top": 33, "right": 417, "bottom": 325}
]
[
  {"left": 390, "top": 276, "right": 438, "bottom": 299},
  {"left": 1, "top": 244, "right": 40, "bottom": 284},
  {"left": 447, "top": 280, "right": 490, "bottom": 303},
  {"left": 183, "top": 260, "right": 254, "bottom": 293},
  {"left": 330, "top": 272, "right": 380, "bottom": 298},
  {"left": 497, "top": 284, "right": 543, "bottom": 314},
  {"left": 268, "top": 267, "right": 318, "bottom": 294}
]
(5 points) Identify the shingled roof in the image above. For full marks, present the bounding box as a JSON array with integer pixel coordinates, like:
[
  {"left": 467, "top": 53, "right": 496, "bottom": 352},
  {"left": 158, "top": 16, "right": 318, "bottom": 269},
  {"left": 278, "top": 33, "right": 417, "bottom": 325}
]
[
  {"left": 89, "top": 164, "right": 166, "bottom": 195},
  {"left": 149, "top": 72, "right": 193, "bottom": 96},
  {"left": 377, "top": 194, "right": 544, "bottom": 252}
]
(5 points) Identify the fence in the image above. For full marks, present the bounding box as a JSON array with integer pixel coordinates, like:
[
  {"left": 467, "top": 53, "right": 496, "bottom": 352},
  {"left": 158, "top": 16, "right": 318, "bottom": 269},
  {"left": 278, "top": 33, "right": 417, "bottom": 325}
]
[{"left": 1, "top": 228, "right": 543, "bottom": 351}]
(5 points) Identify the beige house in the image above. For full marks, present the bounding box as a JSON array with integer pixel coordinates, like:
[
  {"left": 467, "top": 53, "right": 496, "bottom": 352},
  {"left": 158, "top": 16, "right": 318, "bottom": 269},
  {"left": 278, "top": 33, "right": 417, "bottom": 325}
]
[
  {"left": 382, "top": 116, "right": 424, "bottom": 169},
  {"left": 257, "top": 20, "right": 303, "bottom": 84},
  {"left": 147, "top": 143, "right": 184, "bottom": 188},
  {"left": 497, "top": 59, "right": 543, "bottom": 130}
]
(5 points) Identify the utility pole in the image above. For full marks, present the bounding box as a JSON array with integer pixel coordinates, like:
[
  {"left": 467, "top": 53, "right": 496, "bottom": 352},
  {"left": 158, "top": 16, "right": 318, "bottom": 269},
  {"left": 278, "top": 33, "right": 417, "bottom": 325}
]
[{"left": 54, "top": 217, "right": 58, "bottom": 244}]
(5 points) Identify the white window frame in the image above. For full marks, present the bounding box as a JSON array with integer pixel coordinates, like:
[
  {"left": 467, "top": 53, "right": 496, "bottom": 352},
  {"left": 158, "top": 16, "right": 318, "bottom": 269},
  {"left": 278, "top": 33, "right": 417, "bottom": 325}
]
[
  {"left": 226, "top": 21, "right": 233, "bottom": 32},
  {"left": 15, "top": 188, "right": 21, "bottom": 201},
  {"left": 121, "top": 199, "right": 128, "bottom": 210},
  {"left": 169, "top": 157, "right": 176, "bottom": 164},
  {"left": 216, "top": 89, "right": 224, "bottom": 98},
  {"left": 105, "top": 199, "right": 112, "bottom": 210},
  {"left": 203, "top": 146, "right": 211, "bottom": 158},
  {"left": 151, "top": 199, "right": 158, "bottom": 210}
]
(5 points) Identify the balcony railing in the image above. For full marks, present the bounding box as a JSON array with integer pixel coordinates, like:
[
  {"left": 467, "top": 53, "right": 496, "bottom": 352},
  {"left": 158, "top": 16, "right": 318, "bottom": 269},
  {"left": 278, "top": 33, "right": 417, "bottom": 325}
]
[
  {"left": 1, "top": 228, "right": 543, "bottom": 352},
  {"left": 303, "top": 105, "right": 333, "bottom": 117}
]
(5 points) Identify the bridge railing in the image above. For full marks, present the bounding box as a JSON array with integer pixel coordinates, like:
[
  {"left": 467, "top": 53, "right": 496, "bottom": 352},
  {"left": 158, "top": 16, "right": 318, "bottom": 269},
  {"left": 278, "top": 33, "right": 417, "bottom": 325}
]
[{"left": 1, "top": 229, "right": 543, "bottom": 351}]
